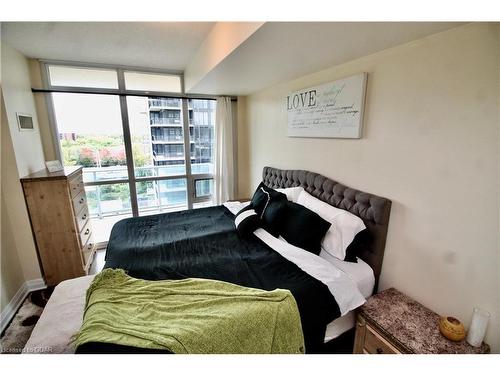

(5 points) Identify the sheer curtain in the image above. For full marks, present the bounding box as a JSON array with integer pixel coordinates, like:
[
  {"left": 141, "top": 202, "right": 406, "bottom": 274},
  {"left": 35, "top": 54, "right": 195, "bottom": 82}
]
[{"left": 214, "top": 97, "right": 235, "bottom": 204}]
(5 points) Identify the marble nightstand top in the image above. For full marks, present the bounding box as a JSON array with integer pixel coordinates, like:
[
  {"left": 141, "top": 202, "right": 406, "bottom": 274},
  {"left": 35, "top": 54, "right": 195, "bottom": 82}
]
[{"left": 360, "top": 288, "right": 490, "bottom": 354}]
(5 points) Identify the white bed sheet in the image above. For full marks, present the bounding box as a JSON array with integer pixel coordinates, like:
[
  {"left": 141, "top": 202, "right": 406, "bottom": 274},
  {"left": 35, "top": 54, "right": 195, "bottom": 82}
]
[
  {"left": 321, "top": 252, "right": 374, "bottom": 342},
  {"left": 254, "top": 229, "right": 365, "bottom": 316},
  {"left": 24, "top": 274, "right": 95, "bottom": 353},
  {"left": 267, "top": 235, "right": 374, "bottom": 342},
  {"left": 225, "top": 200, "right": 375, "bottom": 342}
]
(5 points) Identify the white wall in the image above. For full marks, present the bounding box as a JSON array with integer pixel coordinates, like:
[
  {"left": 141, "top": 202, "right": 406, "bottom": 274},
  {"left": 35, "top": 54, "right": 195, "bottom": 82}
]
[
  {"left": 1, "top": 189, "right": 25, "bottom": 311},
  {"left": 184, "top": 22, "right": 264, "bottom": 93},
  {"left": 2, "top": 42, "right": 46, "bottom": 177},
  {"left": 1, "top": 42, "right": 45, "bottom": 309},
  {"left": 29, "top": 59, "right": 57, "bottom": 161},
  {"left": 1, "top": 94, "right": 26, "bottom": 311},
  {"left": 240, "top": 23, "right": 500, "bottom": 352}
]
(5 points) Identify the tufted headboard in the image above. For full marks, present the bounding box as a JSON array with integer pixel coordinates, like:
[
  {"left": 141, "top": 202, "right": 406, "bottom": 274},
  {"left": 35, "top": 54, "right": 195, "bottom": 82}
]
[{"left": 262, "top": 166, "right": 392, "bottom": 291}]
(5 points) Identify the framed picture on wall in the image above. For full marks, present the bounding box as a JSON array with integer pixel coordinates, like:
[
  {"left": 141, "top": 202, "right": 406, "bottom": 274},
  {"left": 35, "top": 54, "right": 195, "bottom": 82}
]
[
  {"left": 16, "top": 113, "right": 35, "bottom": 132},
  {"left": 287, "top": 73, "right": 367, "bottom": 139}
]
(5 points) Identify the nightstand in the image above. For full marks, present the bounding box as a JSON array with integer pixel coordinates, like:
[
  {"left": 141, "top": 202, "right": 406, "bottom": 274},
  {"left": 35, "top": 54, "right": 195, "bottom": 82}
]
[{"left": 353, "top": 288, "right": 490, "bottom": 354}]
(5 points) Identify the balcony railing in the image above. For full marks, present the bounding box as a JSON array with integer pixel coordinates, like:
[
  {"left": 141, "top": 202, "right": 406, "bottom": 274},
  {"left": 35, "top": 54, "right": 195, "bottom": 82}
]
[
  {"left": 153, "top": 154, "right": 185, "bottom": 162},
  {"left": 82, "top": 164, "right": 214, "bottom": 238},
  {"left": 81, "top": 164, "right": 204, "bottom": 184},
  {"left": 151, "top": 135, "right": 184, "bottom": 143},
  {"left": 82, "top": 163, "right": 213, "bottom": 182},
  {"left": 150, "top": 118, "right": 181, "bottom": 125},
  {"left": 148, "top": 99, "right": 181, "bottom": 108}
]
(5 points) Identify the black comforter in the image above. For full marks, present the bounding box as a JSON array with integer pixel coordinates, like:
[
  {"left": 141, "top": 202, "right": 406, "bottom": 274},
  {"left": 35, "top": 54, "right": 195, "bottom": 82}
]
[{"left": 79, "top": 206, "right": 341, "bottom": 353}]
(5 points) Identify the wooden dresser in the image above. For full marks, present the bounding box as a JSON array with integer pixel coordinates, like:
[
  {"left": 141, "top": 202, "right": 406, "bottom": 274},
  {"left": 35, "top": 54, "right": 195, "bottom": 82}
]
[
  {"left": 353, "top": 288, "right": 490, "bottom": 354},
  {"left": 21, "top": 166, "right": 96, "bottom": 286}
]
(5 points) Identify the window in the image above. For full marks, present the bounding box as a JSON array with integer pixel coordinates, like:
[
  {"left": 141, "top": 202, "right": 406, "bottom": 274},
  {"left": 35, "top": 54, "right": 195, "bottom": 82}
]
[
  {"left": 195, "top": 179, "right": 214, "bottom": 198},
  {"left": 136, "top": 178, "right": 188, "bottom": 216},
  {"left": 53, "top": 93, "right": 128, "bottom": 183},
  {"left": 189, "top": 99, "right": 216, "bottom": 175},
  {"left": 48, "top": 66, "right": 119, "bottom": 89},
  {"left": 124, "top": 71, "right": 182, "bottom": 93},
  {"left": 128, "top": 96, "right": 186, "bottom": 177},
  {"left": 46, "top": 63, "right": 217, "bottom": 244}
]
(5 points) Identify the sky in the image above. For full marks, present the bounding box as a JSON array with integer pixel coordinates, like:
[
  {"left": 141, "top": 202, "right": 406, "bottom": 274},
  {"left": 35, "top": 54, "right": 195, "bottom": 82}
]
[{"left": 53, "top": 93, "right": 151, "bottom": 136}]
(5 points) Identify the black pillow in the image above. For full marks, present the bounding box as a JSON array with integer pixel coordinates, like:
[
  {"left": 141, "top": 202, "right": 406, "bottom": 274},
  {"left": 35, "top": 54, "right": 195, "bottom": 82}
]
[
  {"left": 250, "top": 184, "right": 268, "bottom": 215},
  {"left": 250, "top": 182, "right": 287, "bottom": 217},
  {"left": 344, "top": 229, "right": 371, "bottom": 263},
  {"left": 280, "top": 201, "right": 331, "bottom": 255},
  {"left": 248, "top": 182, "right": 288, "bottom": 237},
  {"left": 234, "top": 206, "right": 260, "bottom": 237},
  {"left": 260, "top": 196, "right": 287, "bottom": 237}
]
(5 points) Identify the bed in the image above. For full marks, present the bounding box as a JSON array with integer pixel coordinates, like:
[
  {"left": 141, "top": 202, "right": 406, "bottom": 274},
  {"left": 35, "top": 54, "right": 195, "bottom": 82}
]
[{"left": 24, "top": 166, "right": 391, "bottom": 354}]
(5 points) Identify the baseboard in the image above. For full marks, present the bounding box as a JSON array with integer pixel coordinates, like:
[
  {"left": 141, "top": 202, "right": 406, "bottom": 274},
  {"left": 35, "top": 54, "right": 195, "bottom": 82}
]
[
  {"left": 0, "top": 278, "right": 47, "bottom": 334},
  {"left": 25, "top": 278, "right": 47, "bottom": 292}
]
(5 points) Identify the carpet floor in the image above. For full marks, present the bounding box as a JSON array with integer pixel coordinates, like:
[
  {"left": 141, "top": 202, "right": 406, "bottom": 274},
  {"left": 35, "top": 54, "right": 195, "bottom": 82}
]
[{"left": 1, "top": 288, "right": 53, "bottom": 354}]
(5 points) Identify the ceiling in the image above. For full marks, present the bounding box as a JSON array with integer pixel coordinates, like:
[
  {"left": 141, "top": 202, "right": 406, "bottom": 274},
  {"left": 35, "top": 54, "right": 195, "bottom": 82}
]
[
  {"left": 190, "top": 22, "right": 464, "bottom": 95},
  {"left": 1, "top": 22, "right": 215, "bottom": 71},
  {"left": 1, "top": 22, "right": 464, "bottom": 95}
]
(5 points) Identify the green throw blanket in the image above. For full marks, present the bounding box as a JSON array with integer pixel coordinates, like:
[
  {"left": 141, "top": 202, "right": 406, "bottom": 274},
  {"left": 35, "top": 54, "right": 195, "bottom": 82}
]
[{"left": 73, "top": 269, "right": 305, "bottom": 354}]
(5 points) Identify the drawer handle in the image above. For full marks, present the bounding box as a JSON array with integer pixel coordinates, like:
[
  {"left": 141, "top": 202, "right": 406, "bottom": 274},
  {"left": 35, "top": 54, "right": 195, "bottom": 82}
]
[
  {"left": 87, "top": 243, "right": 93, "bottom": 249},
  {"left": 376, "top": 348, "right": 383, "bottom": 354},
  {"left": 84, "top": 228, "right": 90, "bottom": 235},
  {"left": 82, "top": 214, "right": 87, "bottom": 220},
  {"left": 79, "top": 198, "right": 85, "bottom": 203}
]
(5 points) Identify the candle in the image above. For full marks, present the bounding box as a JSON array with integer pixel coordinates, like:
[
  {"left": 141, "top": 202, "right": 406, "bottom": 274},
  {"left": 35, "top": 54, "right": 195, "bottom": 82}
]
[{"left": 466, "top": 307, "right": 490, "bottom": 347}]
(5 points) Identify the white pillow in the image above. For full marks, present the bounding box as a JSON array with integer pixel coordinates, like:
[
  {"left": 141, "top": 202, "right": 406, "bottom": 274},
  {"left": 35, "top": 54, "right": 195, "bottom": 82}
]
[
  {"left": 276, "top": 186, "right": 304, "bottom": 203},
  {"left": 296, "top": 190, "right": 366, "bottom": 260}
]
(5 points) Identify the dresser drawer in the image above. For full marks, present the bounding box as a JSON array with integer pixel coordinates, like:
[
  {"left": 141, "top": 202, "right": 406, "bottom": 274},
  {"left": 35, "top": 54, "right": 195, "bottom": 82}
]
[
  {"left": 72, "top": 190, "right": 87, "bottom": 215},
  {"left": 81, "top": 240, "right": 96, "bottom": 271},
  {"left": 75, "top": 206, "right": 89, "bottom": 232},
  {"left": 364, "top": 325, "right": 400, "bottom": 354},
  {"left": 79, "top": 220, "right": 92, "bottom": 248},
  {"left": 69, "top": 173, "right": 85, "bottom": 198}
]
